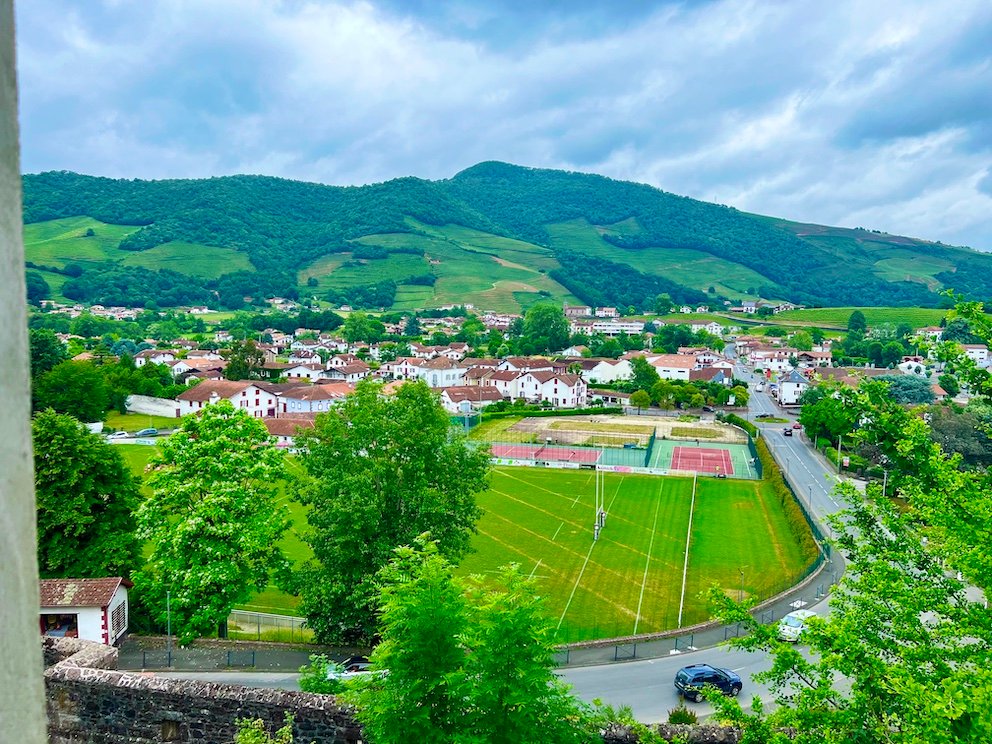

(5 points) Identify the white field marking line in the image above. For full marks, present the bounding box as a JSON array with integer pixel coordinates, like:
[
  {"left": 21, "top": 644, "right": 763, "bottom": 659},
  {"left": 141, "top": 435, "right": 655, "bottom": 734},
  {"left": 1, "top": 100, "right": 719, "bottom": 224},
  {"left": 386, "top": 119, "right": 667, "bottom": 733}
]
[
  {"left": 556, "top": 539, "right": 598, "bottom": 630},
  {"left": 677, "top": 472, "right": 697, "bottom": 628},
  {"left": 529, "top": 559, "right": 543, "bottom": 579},
  {"left": 556, "top": 475, "right": 626, "bottom": 631},
  {"left": 632, "top": 480, "right": 665, "bottom": 635},
  {"left": 552, "top": 522, "right": 564, "bottom": 541}
]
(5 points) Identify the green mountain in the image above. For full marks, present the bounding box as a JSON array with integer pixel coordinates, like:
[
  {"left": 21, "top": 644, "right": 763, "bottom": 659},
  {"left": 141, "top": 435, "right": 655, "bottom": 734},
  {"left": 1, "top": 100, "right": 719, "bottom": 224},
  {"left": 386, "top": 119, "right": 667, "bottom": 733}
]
[{"left": 21, "top": 163, "right": 991, "bottom": 312}]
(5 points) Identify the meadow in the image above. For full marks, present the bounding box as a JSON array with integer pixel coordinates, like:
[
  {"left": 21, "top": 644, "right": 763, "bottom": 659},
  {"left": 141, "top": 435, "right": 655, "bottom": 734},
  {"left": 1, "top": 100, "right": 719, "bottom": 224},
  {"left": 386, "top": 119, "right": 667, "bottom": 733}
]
[{"left": 774, "top": 306, "right": 949, "bottom": 329}]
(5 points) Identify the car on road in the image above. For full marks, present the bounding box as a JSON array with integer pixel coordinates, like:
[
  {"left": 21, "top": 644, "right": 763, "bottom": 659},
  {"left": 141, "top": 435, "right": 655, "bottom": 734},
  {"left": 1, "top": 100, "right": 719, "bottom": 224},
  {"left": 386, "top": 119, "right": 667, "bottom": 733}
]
[
  {"left": 777, "top": 609, "right": 817, "bottom": 642},
  {"left": 135, "top": 428, "right": 159, "bottom": 437},
  {"left": 105, "top": 431, "right": 129, "bottom": 439},
  {"left": 792, "top": 422, "right": 802, "bottom": 429},
  {"left": 674, "top": 663, "right": 742, "bottom": 702},
  {"left": 755, "top": 413, "right": 771, "bottom": 419},
  {"left": 783, "top": 428, "right": 793, "bottom": 436},
  {"left": 327, "top": 655, "right": 376, "bottom": 681}
]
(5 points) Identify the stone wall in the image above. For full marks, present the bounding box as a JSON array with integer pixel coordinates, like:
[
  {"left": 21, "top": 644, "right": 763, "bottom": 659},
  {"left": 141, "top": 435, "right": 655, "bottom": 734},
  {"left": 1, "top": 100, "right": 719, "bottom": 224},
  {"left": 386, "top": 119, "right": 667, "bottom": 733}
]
[
  {"left": 44, "top": 637, "right": 742, "bottom": 743},
  {"left": 45, "top": 638, "right": 362, "bottom": 744}
]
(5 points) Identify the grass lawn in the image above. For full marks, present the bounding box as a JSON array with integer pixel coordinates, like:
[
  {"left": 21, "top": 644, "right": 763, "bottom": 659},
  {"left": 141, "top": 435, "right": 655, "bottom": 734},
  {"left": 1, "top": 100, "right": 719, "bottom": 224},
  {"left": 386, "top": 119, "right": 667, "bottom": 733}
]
[
  {"left": 104, "top": 412, "right": 179, "bottom": 432},
  {"left": 468, "top": 416, "right": 525, "bottom": 442},
  {"left": 459, "top": 468, "right": 817, "bottom": 643},
  {"left": 670, "top": 426, "right": 721, "bottom": 439}
]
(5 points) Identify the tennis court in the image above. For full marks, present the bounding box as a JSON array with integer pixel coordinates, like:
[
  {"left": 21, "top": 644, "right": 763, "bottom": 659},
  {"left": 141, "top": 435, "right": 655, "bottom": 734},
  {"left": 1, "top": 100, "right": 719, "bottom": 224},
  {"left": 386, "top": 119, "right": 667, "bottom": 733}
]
[
  {"left": 490, "top": 443, "right": 601, "bottom": 464},
  {"left": 671, "top": 446, "right": 733, "bottom": 475}
]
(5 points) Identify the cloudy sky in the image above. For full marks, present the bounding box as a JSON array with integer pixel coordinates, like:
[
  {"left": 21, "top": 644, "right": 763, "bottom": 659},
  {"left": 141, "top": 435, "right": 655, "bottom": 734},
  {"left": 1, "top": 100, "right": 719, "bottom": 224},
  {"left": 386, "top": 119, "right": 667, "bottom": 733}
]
[{"left": 15, "top": 0, "right": 992, "bottom": 250}]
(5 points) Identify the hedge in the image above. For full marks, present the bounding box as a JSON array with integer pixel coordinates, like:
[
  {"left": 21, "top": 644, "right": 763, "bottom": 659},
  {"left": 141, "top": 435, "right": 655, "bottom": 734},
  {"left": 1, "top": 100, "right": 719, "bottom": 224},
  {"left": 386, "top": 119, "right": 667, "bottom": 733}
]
[
  {"left": 480, "top": 407, "right": 623, "bottom": 422},
  {"left": 719, "top": 412, "right": 757, "bottom": 437},
  {"left": 755, "top": 437, "right": 821, "bottom": 563}
]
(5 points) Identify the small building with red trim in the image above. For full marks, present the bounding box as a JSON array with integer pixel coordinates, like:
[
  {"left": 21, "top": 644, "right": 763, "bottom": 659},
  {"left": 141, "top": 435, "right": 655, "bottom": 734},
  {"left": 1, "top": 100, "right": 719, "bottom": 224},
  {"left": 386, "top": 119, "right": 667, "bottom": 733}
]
[{"left": 39, "top": 577, "right": 132, "bottom": 645}]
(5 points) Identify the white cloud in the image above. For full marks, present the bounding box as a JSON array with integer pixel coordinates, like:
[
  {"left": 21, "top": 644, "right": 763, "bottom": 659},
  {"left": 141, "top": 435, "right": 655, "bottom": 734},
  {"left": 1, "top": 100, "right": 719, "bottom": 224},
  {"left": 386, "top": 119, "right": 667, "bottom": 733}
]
[{"left": 15, "top": 0, "right": 992, "bottom": 249}]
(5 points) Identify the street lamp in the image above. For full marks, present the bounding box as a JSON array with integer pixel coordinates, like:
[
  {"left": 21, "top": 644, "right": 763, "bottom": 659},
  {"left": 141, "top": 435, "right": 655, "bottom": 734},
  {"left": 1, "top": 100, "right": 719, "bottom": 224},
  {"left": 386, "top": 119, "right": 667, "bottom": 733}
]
[
  {"left": 807, "top": 484, "right": 813, "bottom": 512},
  {"left": 738, "top": 567, "right": 746, "bottom": 602}
]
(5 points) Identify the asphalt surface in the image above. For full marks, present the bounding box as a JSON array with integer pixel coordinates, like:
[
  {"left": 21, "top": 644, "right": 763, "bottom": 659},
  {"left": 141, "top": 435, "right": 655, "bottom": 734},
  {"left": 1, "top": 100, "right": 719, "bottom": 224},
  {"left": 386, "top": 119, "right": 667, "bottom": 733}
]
[{"left": 146, "top": 353, "right": 848, "bottom": 724}]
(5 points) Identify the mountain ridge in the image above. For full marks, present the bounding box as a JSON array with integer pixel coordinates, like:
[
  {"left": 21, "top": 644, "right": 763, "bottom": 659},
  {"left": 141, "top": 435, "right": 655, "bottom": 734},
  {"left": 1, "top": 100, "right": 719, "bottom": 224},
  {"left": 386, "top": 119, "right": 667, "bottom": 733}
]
[{"left": 21, "top": 163, "right": 990, "bottom": 311}]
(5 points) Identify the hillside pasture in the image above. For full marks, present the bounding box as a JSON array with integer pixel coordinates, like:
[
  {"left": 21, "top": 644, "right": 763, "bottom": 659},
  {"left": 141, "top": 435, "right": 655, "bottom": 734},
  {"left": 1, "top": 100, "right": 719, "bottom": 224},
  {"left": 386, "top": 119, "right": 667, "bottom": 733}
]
[
  {"left": 120, "top": 241, "right": 254, "bottom": 278},
  {"left": 24, "top": 217, "right": 139, "bottom": 267},
  {"left": 775, "top": 306, "right": 948, "bottom": 329}
]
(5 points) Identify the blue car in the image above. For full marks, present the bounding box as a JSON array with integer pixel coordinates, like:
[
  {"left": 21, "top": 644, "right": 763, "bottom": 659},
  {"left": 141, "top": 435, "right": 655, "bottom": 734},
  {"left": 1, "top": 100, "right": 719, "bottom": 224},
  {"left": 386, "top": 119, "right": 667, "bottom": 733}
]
[
  {"left": 674, "top": 663, "right": 742, "bottom": 702},
  {"left": 135, "top": 428, "right": 158, "bottom": 437}
]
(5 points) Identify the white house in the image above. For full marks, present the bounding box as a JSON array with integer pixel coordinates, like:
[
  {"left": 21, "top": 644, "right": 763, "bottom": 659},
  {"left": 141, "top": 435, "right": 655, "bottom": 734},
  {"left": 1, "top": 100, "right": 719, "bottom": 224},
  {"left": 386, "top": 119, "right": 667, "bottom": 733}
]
[
  {"left": 650, "top": 354, "right": 697, "bottom": 381},
  {"left": 516, "top": 371, "right": 587, "bottom": 408},
  {"left": 278, "top": 383, "right": 352, "bottom": 414},
  {"left": 324, "top": 362, "right": 370, "bottom": 383},
  {"left": 962, "top": 344, "right": 989, "bottom": 368},
  {"left": 382, "top": 356, "right": 427, "bottom": 380},
  {"left": 566, "top": 357, "right": 633, "bottom": 384},
  {"left": 497, "top": 357, "right": 558, "bottom": 373},
  {"left": 284, "top": 363, "right": 328, "bottom": 381},
  {"left": 439, "top": 386, "right": 506, "bottom": 413},
  {"left": 175, "top": 380, "right": 278, "bottom": 418},
  {"left": 416, "top": 356, "right": 468, "bottom": 388},
  {"left": 39, "top": 577, "right": 131, "bottom": 645},
  {"left": 777, "top": 370, "right": 810, "bottom": 406},
  {"left": 133, "top": 349, "right": 177, "bottom": 367}
]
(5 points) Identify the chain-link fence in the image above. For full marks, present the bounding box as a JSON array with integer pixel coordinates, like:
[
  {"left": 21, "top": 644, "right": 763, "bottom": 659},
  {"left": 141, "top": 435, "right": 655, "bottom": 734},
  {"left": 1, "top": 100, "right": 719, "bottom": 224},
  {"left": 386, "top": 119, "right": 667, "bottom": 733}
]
[{"left": 227, "top": 610, "right": 314, "bottom": 644}]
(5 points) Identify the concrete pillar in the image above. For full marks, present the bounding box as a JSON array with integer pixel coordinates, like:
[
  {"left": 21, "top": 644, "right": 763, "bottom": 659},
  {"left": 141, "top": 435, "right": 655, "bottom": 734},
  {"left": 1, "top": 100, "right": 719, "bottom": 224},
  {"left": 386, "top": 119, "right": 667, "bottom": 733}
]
[{"left": 0, "top": 0, "right": 47, "bottom": 739}]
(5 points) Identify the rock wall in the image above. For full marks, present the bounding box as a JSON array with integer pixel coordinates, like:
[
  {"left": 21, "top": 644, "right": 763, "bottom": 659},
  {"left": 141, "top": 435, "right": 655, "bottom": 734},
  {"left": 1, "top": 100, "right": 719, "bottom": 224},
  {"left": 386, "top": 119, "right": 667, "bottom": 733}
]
[{"left": 44, "top": 638, "right": 362, "bottom": 744}]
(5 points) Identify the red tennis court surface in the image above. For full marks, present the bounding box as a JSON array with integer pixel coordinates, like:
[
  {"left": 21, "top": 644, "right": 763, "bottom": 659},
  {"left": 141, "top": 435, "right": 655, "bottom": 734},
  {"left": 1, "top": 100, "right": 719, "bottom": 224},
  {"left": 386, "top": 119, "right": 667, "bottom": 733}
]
[
  {"left": 491, "top": 443, "right": 601, "bottom": 464},
  {"left": 670, "top": 446, "right": 734, "bottom": 475}
]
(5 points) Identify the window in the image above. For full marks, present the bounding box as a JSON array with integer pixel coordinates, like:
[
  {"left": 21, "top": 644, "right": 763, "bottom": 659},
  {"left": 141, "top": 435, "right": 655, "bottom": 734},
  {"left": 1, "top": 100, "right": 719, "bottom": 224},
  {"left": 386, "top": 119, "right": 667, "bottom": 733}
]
[{"left": 111, "top": 601, "right": 126, "bottom": 637}]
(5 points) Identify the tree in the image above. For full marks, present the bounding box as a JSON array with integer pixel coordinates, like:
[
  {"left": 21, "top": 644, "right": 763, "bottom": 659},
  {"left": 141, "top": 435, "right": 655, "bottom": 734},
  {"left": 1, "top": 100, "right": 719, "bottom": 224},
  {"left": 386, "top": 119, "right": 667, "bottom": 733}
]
[
  {"left": 929, "top": 404, "right": 992, "bottom": 467},
  {"left": 789, "top": 330, "right": 812, "bottom": 351},
  {"left": 881, "top": 340, "right": 905, "bottom": 366},
  {"left": 29, "top": 328, "right": 68, "bottom": 377},
  {"left": 135, "top": 401, "right": 289, "bottom": 643},
  {"left": 404, "top": 314, "right": 422, "bottom": 337},
  {"left": 292, "top": 380, "right": 491, "bottom": 644},
  {"left": 223, "top": 339, "right": 265, "bottom": 380},
  {"left": 350, "top": 539, "right": 587, "bottom": 744},
  {"left": 521, "top": 303, "right": 569, "bottom": 353},
  {"left": 25, "top": 271, "right": 50, "bottom": 304},
  {"left": 937, "top": 372, "right": 960, "bottom": 396},
  {"left": 707, "top": 379, "right": 992, "bottom": 743},
  {"left": 33, "top": 360, "right": 109, "bottom": 422},
  {"left": 729, "top": 384, "right": 749, "bottom": 408},
  {"left": 810, "top": 327, "right": 825, "bottom": 345},
  {"left": 847, "top": 309, "right": 867, "bottom": 333},
  {"left": 798, "top": 383, "right": 858, "bottom": 442},
  {"left": 876, "top": 374, "right": 934, "bottom": 405},
  {"left": 628, "top": 355, "right": 660, "bottom": 392},
  {"left": 630, "top": 390, "right": 651, "bottom": 412},
  {"left": 343, "top": 310, "right": 384, "bottom": 343},
  {"left": 654, "top": 293, "right": 674, "bottom": 315},
  {"left": 32, "top": 410, "right": 141, "bottom": 578}
]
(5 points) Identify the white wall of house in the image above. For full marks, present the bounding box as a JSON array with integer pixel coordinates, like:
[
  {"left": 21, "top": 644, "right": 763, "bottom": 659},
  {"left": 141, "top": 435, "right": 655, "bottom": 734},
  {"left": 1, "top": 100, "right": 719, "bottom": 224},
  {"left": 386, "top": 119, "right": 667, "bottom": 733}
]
[
  {"left": 107, "top": 587, "right": 128, "bottom": 644},
  {"left": 654, "top": 365, "right": 691, "bottom": 381},
  {"left": 40, "top": 605, "right": 103, "bottom": 643},
  {"left": 778, "top": 381, "right": 808, "bottom": 405}
]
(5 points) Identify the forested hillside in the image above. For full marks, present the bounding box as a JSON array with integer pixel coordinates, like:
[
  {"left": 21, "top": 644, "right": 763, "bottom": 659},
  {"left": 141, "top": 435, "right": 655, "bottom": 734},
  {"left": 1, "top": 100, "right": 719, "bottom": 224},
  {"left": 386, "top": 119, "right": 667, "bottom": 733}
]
[{"left": 22, "top": 163, "right": 991, "bottom": 311}]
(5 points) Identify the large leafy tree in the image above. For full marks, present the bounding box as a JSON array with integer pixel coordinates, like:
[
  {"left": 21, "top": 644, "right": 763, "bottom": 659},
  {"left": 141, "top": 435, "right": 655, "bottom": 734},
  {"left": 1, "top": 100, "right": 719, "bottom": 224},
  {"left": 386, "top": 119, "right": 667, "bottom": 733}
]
[
  {"left": 293, "top": 380, "right": 491, "bottom": 644},
  {"left": 350, "top": 539, "right": 587, "bottom": 744},
  {"left": 29, "top": 328, "right": 68, "bottom": 377},
  {"left": 520, "top": 303, "right": 570, "bottom": 353},
  {"left": 33, "top": 360, "right": 109, "bottom": 421},
  {"left": 135, "top": 401, "right": 289, "bottom": 643},
  {"left": 708, "top": 376, "right": 992, "bottom": 742},
  {"left": 222, "top": 339, "right": 265, "bottom": 380},
  {"left": 32, "top": 410, "right": 141, "bottom": 578}
]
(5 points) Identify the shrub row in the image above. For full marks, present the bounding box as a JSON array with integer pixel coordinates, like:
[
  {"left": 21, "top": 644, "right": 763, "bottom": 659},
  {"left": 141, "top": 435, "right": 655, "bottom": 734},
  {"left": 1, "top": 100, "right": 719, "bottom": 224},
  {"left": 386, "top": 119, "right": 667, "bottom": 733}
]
[
  {"left": 755, "top": 437, "right": 821, "bottom": 563},
  {"left": 718, "top": 412, "right": 757, "bottom": 437},
  {"left": 480, "top": 406, "right": 623, "bottom": 422}
]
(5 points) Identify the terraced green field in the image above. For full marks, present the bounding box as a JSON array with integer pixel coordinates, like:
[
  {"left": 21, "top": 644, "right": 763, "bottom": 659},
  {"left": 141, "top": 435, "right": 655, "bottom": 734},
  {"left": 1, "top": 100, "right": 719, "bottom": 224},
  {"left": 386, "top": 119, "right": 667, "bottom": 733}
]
[
  {"left": 546, "top": 219, "right": 783, "bottom": 301},
  {"left": 24, "top": 217, "right": 254, "bottom": 278},
  {"left": 775, "top": 306, "right": 949, "bottom": 329}
]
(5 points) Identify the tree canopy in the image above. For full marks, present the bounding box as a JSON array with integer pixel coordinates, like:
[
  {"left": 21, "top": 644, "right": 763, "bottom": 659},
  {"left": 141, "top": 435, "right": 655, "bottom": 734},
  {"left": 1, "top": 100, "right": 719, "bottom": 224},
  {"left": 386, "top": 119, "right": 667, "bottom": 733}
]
[
  {"left": 292, "top": 380, "right": 491, "bottom": 644},
  {"left": 136, "top": 401, "right": 289, "bottom": 643},
  {"left": 32, "top": 410, "right": 141, "bottom": 578}
]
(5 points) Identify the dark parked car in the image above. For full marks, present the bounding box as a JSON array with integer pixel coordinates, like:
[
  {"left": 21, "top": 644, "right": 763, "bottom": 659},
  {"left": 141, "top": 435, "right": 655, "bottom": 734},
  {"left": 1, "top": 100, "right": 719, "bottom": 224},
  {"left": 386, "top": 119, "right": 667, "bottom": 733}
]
[
  {"left": 783, "top": 428, "right": 793, "bottom": 436},
  {"left": 674, "top": 663, "right": 742, "bottom": 702}
]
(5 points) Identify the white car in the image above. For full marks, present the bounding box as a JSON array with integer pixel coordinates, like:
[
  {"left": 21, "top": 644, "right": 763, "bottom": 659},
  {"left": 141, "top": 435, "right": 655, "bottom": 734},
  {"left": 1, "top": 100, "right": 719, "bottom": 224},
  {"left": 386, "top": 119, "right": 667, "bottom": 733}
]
[
  {"left": 105, "top": 431, "right": 130, "bottom": 440},
  {"left": 777, "top": 609, "right": 817, "bottom": 642}
]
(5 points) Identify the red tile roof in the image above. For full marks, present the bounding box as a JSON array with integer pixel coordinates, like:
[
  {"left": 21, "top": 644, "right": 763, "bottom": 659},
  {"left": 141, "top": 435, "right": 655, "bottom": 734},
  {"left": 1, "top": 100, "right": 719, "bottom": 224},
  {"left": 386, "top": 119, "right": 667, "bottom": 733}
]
[{"left": 39, "top": 577, "right": 132, "bottom": 608}]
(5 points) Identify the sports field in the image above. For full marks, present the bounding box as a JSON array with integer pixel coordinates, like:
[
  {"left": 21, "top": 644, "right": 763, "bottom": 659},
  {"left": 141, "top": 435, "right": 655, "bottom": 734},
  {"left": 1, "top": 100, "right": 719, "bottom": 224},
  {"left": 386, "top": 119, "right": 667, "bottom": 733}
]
[{"left": 458, "top": 467, "right": 817, "bottom": 643}]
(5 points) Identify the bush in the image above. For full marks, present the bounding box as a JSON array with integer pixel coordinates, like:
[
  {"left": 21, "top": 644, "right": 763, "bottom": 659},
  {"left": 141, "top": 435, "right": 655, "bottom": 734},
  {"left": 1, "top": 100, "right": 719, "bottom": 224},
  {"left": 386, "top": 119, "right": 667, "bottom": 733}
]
[
  {"left": 297, "top": 654, "right": 344, "bottom": 695},
  {"left": 719, "top": 412, "right": 757, "bottom": 437},
  {"left": 755, "top": 438, "right": 820, "bottom": 562},
  {"left": 667, "top": 704, "right": 698, "bottom": 725}
]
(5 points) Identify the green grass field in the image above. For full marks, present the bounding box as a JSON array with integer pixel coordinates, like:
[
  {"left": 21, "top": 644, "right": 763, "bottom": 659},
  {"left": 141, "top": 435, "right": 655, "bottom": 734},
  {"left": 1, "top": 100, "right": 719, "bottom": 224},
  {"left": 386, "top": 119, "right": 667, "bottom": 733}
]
[
  {"left": 117, "top": 445, "right": 816, "bottom": 634},
  {"left": 459, "top": 468, "right": 816, "bottom": 642},
  {"left": 104, "top": 412, "right": 179, "bottom": 433},
  {"left": 23, "top": 217, "right": 255, "bottom": 279},
  {"left": 774, "top": 306, "right": 949, "bottom": 329}
]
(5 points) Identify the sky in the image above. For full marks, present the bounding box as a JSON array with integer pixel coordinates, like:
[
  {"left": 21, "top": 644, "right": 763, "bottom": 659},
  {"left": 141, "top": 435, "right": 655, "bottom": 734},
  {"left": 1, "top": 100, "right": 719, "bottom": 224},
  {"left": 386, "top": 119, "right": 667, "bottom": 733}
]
[{"left": 15, "top": 0, "right": 992, "bottom": 250}]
